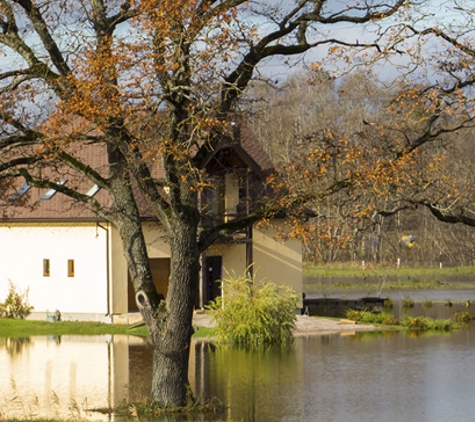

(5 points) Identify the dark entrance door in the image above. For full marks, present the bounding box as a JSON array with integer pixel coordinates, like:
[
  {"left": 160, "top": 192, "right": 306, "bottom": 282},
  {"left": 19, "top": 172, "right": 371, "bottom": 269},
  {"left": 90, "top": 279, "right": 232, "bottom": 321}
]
[{"left": 204, "top": 256, "right": 222, "bottom": 305}]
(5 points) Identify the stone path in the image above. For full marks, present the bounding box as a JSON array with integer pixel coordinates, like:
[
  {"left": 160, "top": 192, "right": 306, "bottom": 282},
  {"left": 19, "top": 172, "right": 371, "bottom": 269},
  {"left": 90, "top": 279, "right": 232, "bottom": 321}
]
[
  {"left": 193, "top": 312, "right": 380, "bottom": 336},
  {"left": 292, "top": 315, "right": 379, "bottom": 336}
]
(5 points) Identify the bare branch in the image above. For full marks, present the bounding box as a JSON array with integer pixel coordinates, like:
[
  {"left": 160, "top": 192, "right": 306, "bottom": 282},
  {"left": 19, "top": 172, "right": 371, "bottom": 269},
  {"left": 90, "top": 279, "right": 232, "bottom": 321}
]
[{"left": 13, "top": 0, "right": 71, "bottom": 77}]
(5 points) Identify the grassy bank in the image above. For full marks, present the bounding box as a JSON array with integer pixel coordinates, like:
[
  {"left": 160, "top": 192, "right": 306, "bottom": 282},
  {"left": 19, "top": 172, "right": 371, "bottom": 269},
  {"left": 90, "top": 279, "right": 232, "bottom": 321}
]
[
  {"left": 0, "top": 319, "right": 211, "bottom": 338},
  {"left": 304, "top": 264, "right": 475, "bottom": 290},
  {"left": 0, "top": 319, "right": 149, "bottom": 338},
  {"left": 305, "top": 279, "right": 475, "bottom": 291},
  {"left": 304, "top": 263, "right": 475, "bottom": 279},
  {"left": 3, "top": 418, "right": 232, "bottom": 422}
]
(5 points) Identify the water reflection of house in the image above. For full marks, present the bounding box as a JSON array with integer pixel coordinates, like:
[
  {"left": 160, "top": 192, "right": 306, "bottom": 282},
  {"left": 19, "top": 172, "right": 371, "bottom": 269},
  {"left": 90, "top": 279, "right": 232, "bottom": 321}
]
[
  {"left": 0, "top": 335, "right": 143, "bottom": 420},
  {"left": 0, "top": 125, "right": 302, "bottom": 322},
  {"left": 0, "top": 335, "right": 305, "bottom": 421}
]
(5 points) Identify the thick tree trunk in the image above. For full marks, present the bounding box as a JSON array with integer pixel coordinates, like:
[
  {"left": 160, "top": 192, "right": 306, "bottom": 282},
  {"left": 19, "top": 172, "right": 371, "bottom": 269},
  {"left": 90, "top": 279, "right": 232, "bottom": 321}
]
[
  {"left": 116, "top": 214, "right": 199, "bottom": 406},
  {"left": 148, "top": 218, "right": 200, "bottom": 406},
  {"left": 108, "top": 143, "right": 201, "bottom": 407},
  {"left": 115, "top": 204, "right": 199, "bottom": 406}
]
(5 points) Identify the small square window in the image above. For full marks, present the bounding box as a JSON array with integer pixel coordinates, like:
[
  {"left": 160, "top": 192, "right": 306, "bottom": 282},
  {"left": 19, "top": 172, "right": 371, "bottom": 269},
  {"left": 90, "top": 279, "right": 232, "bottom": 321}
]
[
  {"left": 67, "top": 259, "right": 75, "bottom": 277},
  {"left": 43, "top": 259, "right": 50, "bottom": 277}
]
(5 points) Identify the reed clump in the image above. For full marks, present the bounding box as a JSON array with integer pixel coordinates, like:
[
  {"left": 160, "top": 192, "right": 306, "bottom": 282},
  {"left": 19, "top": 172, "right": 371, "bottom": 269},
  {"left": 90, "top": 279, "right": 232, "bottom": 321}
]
[
  {"left": 207, "top": 270, "right": 298, "bottom": 346},
  {"left": 402, "top": 316, "right": 457, "bottom": 332},
  {"left": 453, "top": 310, "right": 474, "bottom": 324},
  {"left": 345, "top": 310, "right": 399, "bottom": 326},
  {"left": 345, "top": 309, "right": 461, "bottom": 332}
]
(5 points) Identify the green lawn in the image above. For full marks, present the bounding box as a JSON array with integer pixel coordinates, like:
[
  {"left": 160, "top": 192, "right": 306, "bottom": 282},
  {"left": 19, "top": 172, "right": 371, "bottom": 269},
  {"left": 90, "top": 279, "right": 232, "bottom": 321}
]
[
  {"left": 0, "top": 319, "right": 212, "bottom": 338},
  {"left": 304, "top": 278, "right": 475, "bottom": 291},
  {"left": 303, "top": 264, "right": 475, "bottom": 291},
  {"left": 303, "top": 263, "right": 475, "bottom": 279},
  {"left": 3, "top": 419, "right": 232, "bottom": 422}
]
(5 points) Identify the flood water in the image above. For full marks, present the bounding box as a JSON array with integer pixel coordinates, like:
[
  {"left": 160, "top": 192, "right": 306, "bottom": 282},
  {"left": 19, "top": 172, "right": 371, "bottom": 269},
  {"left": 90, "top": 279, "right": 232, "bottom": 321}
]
[{"left": 2, "top": 299, "right": 475, "bottom": 422}]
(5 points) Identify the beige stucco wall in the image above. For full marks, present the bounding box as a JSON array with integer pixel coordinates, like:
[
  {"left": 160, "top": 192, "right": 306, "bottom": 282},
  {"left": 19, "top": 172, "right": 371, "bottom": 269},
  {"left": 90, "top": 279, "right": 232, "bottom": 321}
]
[
  {"left": 206, "top": 243, "right": 247, "bottom": 277},
  {"left": 224, "top": 173, "right": 240, "bottom": 220},
  {"left": 143, "top": 221, "right": 171, "bottom": 258},
  {"left": 109, "top": 221, "right": 171, "bottom": 315},
  {"left": 0, "top": 220, "right": 174, "bottom": 319},
  {"left": 252, "top": 220, "right": 303, "bottom": 306},
  {"left": 0, "top": 222, "right": 110, "bottom": 319},
  {"left": 0, "top": 217, "right": 301, "bottom": 319},
  {"left": 206, "top": 219, "right": 303, "bottom": 306},
  {"left": 110, "top": 224, "right": 127, "bottom": 315}
]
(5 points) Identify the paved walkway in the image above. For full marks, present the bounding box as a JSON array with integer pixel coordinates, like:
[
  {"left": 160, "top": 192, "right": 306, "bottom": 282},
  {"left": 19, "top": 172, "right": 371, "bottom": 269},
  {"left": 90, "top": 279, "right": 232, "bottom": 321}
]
[
  {"left": 292, "top": 315, "right": 379, "bottom": 336},
  {"left": 193, "top": 312, "right": 380, "bottom": 336}
]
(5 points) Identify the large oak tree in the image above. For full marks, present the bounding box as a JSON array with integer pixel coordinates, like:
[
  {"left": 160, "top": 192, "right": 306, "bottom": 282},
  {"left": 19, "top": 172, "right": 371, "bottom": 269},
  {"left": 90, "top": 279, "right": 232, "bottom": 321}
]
[
  {"left": 348, "top": 3, "right": 475, "bottom": 238},
  {"left": 0, "top": 0, "right": 411, "bottom": 406}
]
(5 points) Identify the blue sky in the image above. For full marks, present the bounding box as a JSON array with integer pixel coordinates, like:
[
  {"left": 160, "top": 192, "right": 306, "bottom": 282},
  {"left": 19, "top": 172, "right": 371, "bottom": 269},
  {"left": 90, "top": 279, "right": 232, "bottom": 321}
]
[{"left": 0, "top": 1, "right": 472, "bottom": 95}]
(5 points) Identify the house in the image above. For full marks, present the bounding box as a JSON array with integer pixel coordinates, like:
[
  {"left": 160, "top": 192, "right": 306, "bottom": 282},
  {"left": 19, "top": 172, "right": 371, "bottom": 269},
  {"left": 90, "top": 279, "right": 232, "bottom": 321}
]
[{"left": 0, "top": 125, "right": 302, "bottom": 322}]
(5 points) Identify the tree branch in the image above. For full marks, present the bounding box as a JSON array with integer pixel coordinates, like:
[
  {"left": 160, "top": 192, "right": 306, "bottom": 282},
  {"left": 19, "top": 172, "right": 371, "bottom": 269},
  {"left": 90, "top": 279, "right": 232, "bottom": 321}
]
[
  {"left": 13, "top": 0, "right": 71, "bottom": 77},
  {"left": 419, "top": 200, "right": 475, "bottom": 227}
]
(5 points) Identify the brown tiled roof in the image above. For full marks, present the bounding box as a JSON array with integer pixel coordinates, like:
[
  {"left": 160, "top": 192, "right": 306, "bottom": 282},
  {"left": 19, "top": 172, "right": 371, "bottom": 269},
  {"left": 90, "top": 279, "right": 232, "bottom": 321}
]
[
  {"left": 1, "top": 124, "right": 272, "bottom": 222},
  {"left": 239, "top": 125, "right": 274, "bottom": 171},
  {"left": 1, "top": 142, "right": 111, "bottom": 221}
]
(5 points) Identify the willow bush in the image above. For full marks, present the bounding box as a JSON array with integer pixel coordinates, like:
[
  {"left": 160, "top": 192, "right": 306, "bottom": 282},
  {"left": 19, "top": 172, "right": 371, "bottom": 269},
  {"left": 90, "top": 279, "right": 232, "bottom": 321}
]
[
  {"left": 345, "top": 309, "right": 398, "bottom": 326},
  {"left": 346, "top": 309, "right": 459, "bottom": 332},
  {"left": 207, "top": 271, "right": 298, "bottom": 346},
  {"left": 0, "top": 281, "right": 34, "bottom": 319},
  {"left": 453, "top": 311, "right": 474, "bottom": 324},
  {"left": 402, "top": 316, "right": 457, "bottom": 332}
]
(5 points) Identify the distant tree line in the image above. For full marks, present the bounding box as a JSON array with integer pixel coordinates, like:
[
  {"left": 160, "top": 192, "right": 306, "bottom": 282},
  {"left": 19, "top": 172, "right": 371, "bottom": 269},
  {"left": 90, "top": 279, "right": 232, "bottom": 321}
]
[{"left": 244, "top": 70, "right": 475, "bottom": 267}]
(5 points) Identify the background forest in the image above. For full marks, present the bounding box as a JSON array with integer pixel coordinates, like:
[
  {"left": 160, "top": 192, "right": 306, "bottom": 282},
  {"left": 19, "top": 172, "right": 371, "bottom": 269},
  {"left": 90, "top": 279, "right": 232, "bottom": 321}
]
[{"left": 245, "top": 70, "right": 475, "bottom": 267}]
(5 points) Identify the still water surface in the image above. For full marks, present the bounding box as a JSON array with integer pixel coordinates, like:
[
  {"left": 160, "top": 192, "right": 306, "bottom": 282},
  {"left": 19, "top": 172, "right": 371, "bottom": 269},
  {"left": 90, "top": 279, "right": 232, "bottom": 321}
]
[{"left": 1, "top": 303, "right": 475, "bottom": 422}]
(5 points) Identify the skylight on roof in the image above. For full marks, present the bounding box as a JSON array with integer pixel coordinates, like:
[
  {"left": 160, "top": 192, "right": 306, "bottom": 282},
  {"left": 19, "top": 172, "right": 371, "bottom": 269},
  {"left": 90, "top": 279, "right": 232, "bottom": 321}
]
[
  {"left": 40, "top": 179, "right": 67, "bottom": 201},
  {"left": 11, "top": 182, "right": 31, "bottom": 200},
  {"left": 86, "top": 184, "right": 100, "bottom": 197}
]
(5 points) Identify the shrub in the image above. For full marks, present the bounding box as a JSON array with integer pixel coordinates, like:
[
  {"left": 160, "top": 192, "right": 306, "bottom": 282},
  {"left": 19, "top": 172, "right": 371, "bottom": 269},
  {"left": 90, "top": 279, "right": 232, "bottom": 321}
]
[
  {"left": 402, "top": 295, "right": 415, "bottom": 308},
  {"left": 428, "top": 318, "right": 457, "bottom": 331},
  {"left": 422, "top": 298, "right": 433, "bottom": 309},
  {"left": 346, "top": 309, "right": 458, "bottom": 331},
  {"left": 345, "top": 309, "right": 398, "bottom": 326},
  {"left": 345, "top": 309, "right": 362, "bottom": 321},
  {"left": 206, "top": 271, "right": 298, "bottom": 346},
  {"left": 360, "top": 312, "right": 387, "bottom": 324},
  {"left": 453, "top": 311, "right": 474, "bottom": 324},
  {"left": 402, "top": 316, "right": 457, "bottom": 332},
  {"left": 381, "top": 315, "right": 399, "bottom": 326},
  {"left": 0, "top": 281, "right": 34, "bottom": 319},
  {"left": 403, "top": 316, "right": 429, "bottom": 331}
]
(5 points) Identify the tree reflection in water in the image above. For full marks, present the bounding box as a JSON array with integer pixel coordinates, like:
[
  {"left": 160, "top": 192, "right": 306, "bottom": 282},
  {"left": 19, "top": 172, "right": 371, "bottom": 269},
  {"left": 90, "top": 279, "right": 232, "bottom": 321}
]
[
  {"left": 0, "top": 336, "right": 31, "bottom": 357},
  {"left": 1, "top": 318, "right": 475, "bottom": 421}
]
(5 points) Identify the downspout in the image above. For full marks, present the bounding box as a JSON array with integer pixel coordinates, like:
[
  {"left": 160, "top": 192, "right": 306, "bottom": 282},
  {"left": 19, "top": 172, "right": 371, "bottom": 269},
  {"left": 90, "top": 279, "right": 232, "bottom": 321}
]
[
  {"left": 199, "top": 254, "right": 205, "bottom": 309},
  {"left": 96, "top": 221, "right": 112, "bottom": 320},
  {"left": 246, "top": 224, "right": 253, "bottom": 277},
  {"left": 245, "top": 172, "right": 253, "bottom": 278}
]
